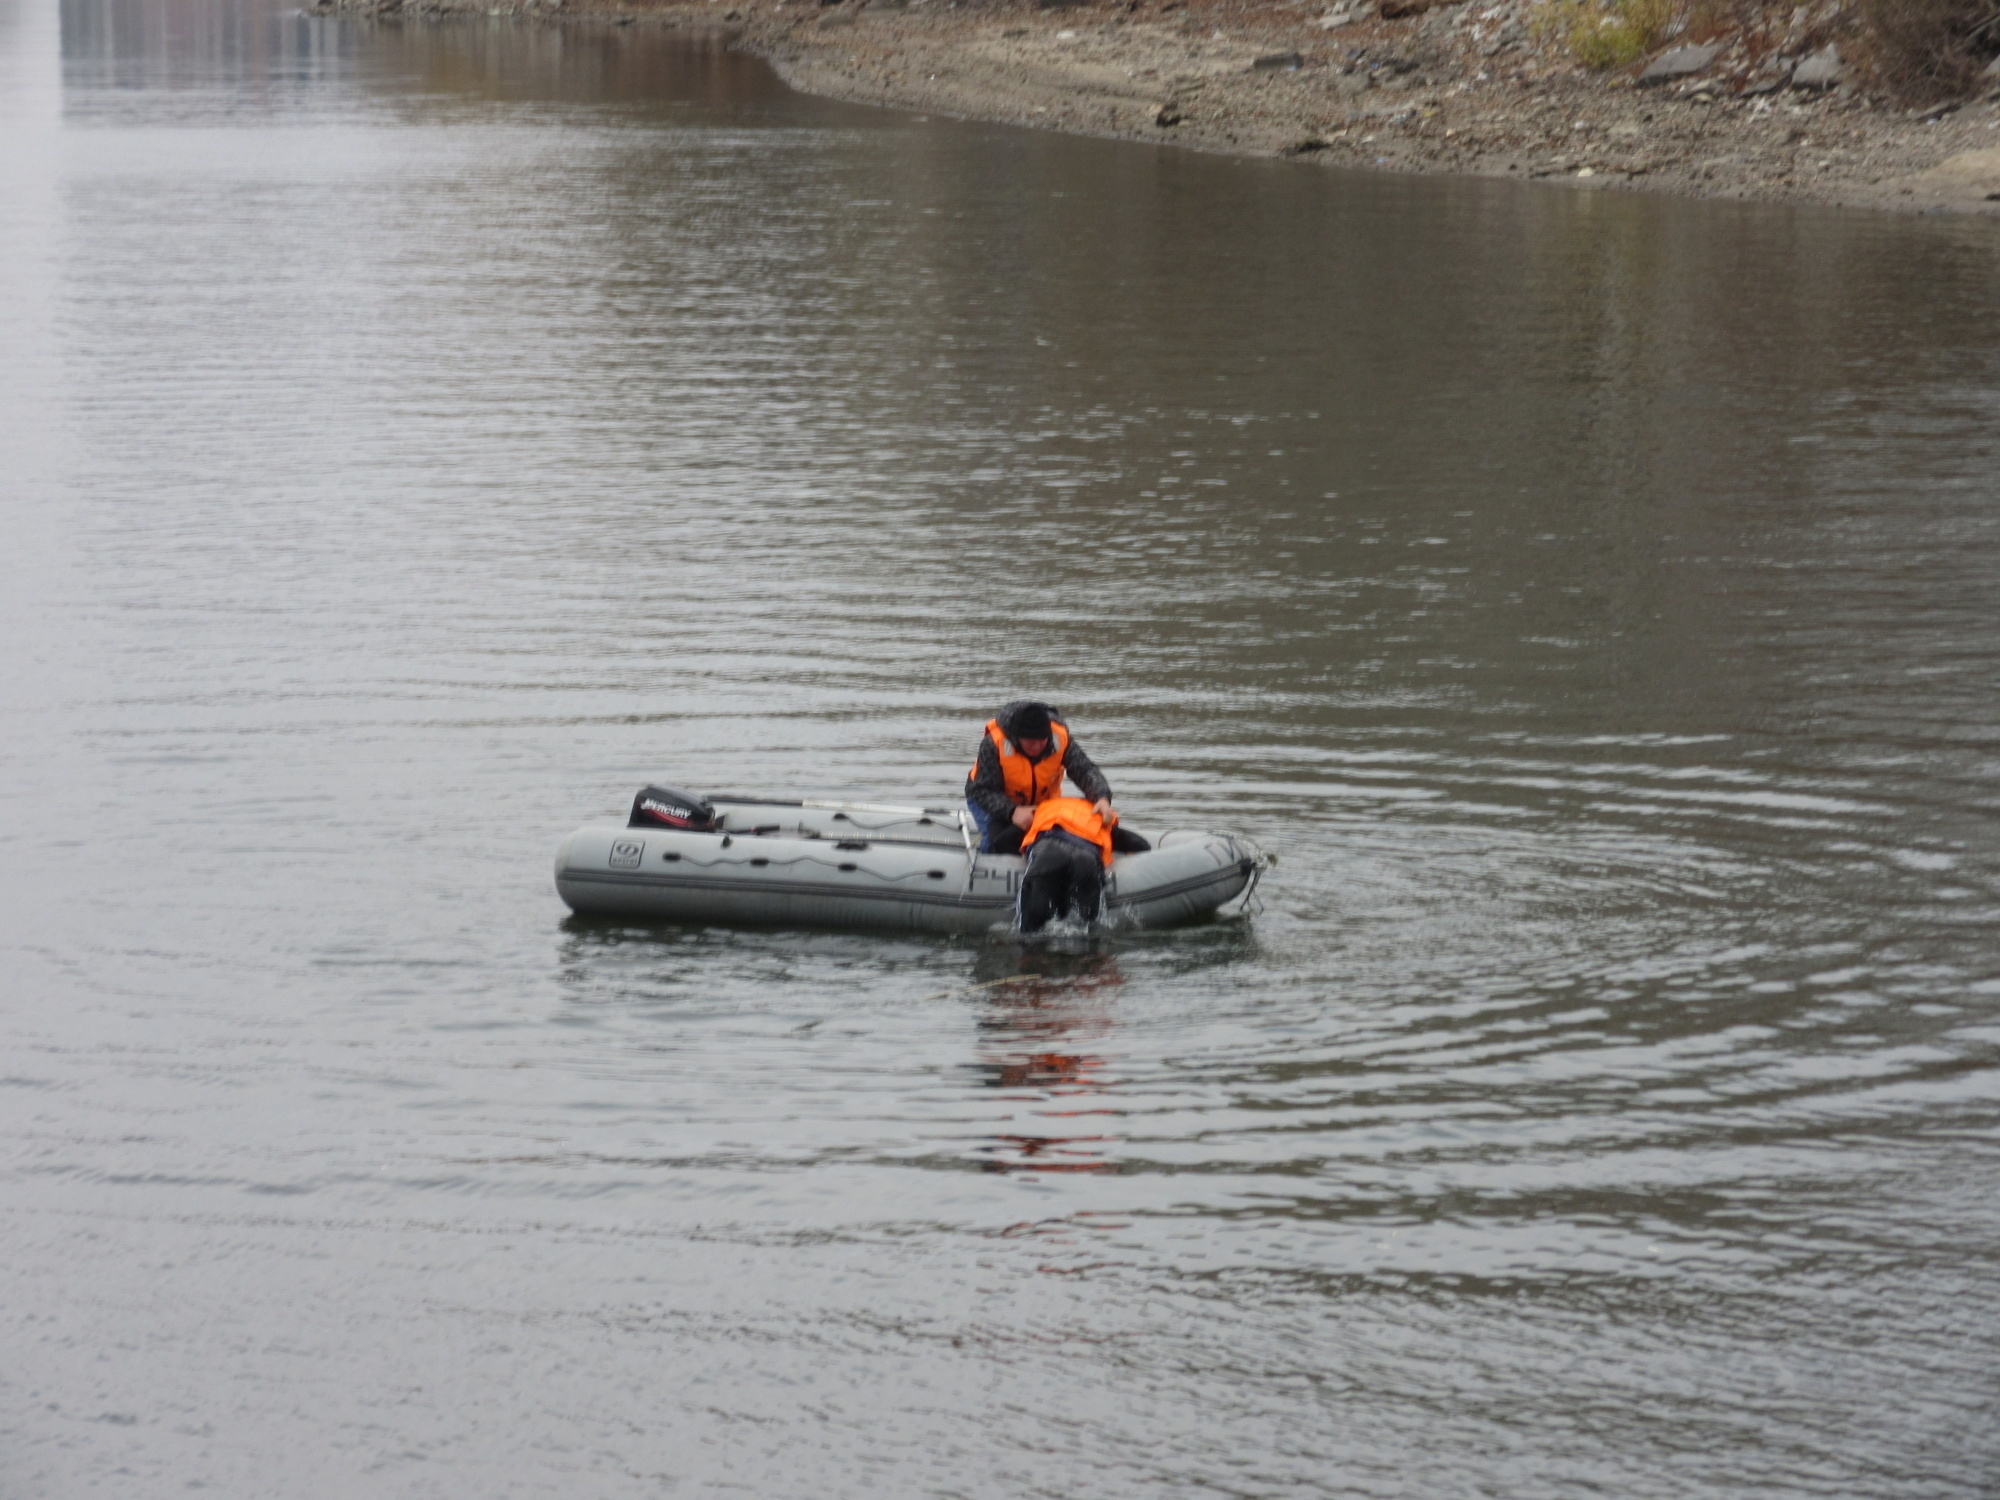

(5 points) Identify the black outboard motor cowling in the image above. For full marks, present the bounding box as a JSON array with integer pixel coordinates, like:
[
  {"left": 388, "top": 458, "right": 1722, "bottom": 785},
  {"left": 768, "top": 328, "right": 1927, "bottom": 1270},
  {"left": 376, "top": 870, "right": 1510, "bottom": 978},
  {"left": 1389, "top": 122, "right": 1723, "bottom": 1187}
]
[{"left": 628, "top": 785, "right": 718, "bottom": 832}]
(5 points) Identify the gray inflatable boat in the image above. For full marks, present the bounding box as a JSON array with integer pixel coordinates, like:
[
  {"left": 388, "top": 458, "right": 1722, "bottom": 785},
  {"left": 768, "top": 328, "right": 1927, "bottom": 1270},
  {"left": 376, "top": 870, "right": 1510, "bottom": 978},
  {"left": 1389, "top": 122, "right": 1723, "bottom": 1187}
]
[{"left": 554, "top": 792, "right": 1261, "bottom": 934}]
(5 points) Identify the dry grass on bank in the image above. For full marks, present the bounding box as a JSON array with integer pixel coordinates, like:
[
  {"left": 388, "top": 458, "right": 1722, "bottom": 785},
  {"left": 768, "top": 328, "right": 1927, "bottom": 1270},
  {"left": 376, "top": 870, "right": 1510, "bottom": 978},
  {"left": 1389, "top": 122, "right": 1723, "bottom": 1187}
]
[
  {"left": 1534, "top": 0, "right": 1680, "bottom": 69},
  {"left": 1529, "top": 0, "right": 1998, "bottom": 101},
  {"left": 1851, "top": 0, "right": 2000, "bottom": 99}
]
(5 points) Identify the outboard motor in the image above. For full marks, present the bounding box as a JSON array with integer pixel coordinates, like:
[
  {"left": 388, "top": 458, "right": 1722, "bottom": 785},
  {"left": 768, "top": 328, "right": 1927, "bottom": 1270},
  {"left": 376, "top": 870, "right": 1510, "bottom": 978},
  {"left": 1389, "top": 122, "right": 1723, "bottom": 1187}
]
[{"left": 628, "top": 784, "right": 718, "bottom": 832}]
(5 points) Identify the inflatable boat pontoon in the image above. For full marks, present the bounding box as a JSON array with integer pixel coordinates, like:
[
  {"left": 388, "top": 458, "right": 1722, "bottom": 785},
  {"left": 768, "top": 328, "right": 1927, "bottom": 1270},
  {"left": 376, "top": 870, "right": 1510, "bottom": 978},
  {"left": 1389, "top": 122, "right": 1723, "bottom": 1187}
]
[{"left": 555, "top": 788, "right": 1261, "bottom": 934}]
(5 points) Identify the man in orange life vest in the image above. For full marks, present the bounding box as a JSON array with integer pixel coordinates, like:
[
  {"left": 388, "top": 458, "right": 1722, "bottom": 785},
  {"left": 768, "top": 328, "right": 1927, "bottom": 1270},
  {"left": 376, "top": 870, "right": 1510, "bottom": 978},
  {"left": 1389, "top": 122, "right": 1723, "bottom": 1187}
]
[
  {"left": 964, "top": 700, "right": 1113, "bottom": 857},
  {"left": 965, "top": 701, "right": 1149, "bottom": 931}
]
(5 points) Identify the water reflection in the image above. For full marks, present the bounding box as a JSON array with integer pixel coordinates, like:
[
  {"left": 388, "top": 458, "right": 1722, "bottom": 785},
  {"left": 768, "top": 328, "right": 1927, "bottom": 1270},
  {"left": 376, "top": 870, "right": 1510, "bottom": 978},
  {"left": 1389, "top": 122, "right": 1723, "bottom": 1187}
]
[{"left": 970, "top": 951, "right": 1124, "bottom": 1175}]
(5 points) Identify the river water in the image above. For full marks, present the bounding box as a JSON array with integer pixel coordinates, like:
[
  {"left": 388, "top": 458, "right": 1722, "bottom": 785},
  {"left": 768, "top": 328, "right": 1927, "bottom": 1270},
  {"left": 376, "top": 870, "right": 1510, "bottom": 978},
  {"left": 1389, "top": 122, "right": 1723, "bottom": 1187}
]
[{"left": 4, "top": 0, "right": 2000, "bottom": 1493}]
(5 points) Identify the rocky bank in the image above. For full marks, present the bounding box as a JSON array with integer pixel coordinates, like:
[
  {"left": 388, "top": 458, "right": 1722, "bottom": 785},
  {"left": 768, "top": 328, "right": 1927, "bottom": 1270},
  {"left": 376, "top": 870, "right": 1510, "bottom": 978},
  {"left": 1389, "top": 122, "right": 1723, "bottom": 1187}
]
[{"left": 317, "top": 0, "right": 2000, "bottom": 214}]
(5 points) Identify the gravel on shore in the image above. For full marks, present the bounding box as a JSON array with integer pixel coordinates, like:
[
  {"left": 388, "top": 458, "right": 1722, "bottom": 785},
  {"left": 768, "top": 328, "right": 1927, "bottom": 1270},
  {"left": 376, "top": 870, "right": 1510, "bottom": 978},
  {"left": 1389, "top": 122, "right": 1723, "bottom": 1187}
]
[{"left": 318, "top": 0, "right": 2000, "bottom": 215}]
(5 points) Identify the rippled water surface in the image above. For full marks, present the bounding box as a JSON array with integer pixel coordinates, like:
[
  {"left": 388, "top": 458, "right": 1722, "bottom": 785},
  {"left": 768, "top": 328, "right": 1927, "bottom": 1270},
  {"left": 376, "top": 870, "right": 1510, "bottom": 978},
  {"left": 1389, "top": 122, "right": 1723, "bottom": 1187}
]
[{"left": 5, "top": 0, "right": 2000, "bottom": 1493}]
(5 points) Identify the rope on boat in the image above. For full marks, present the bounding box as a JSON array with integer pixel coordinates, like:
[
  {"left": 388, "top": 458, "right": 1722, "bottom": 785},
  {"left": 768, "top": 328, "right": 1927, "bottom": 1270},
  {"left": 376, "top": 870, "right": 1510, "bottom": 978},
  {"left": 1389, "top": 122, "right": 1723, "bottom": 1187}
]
[
  {"left": 959, "top": 807, "right": 981, "bottom": 896},
  {"left": 1223, "top": 835, "right": 1274, "bottom": 917},
  {"left": 705, "top": 789, "right": 987, "bottom": 893},
  {"left": 643, "top": 848, "right": 967, "bottom": 884}
]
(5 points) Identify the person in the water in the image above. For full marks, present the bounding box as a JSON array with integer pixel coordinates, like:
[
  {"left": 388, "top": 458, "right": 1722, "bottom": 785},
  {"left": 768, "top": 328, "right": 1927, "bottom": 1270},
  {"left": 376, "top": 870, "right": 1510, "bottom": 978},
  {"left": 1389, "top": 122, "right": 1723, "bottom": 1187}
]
[
  {"left": 1014, "top": 795, "right": 1119, "bottom": 932},
  {"left": 964, "top": 700, "right": 1114, "bottom": 856}
]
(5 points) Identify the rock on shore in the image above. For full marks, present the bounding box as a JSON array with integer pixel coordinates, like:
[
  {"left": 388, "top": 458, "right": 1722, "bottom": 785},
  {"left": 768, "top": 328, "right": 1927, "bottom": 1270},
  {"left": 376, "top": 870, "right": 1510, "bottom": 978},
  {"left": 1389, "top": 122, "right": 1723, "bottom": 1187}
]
[{"left": 309, "top": 0, "right": 2000, "bottom": 215}]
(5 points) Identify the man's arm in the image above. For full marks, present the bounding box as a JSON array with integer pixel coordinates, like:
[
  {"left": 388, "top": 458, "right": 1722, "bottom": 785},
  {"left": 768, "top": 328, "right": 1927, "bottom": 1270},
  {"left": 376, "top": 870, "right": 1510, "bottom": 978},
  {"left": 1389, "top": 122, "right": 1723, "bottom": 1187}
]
[
  {"left": 965, "top": 737, "right": 1020, "bottom": 824},
  {"left": 1062, "top": 738, "right": 1112, "bottom": 804}
]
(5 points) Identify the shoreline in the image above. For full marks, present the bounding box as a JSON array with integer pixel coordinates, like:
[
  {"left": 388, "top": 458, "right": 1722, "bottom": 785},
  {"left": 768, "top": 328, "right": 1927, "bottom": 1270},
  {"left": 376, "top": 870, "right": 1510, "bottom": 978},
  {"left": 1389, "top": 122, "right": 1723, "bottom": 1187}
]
[{"left": 323, "top": 0, "right": 2000, "bottom": 216}]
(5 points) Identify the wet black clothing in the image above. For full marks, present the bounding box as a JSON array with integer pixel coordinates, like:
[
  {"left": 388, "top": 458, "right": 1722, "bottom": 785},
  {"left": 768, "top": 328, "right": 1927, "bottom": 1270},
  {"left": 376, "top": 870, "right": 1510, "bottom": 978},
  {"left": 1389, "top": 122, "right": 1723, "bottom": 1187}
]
[
  {"left": 963, "top": 699, "right": 1112, "bottom": 829},
  {"left": 983, "top": 818, "right": 1028, "bottom": 858},
  {"left": 1017, "top": 829, "right": 1106, "bottom": 933}
]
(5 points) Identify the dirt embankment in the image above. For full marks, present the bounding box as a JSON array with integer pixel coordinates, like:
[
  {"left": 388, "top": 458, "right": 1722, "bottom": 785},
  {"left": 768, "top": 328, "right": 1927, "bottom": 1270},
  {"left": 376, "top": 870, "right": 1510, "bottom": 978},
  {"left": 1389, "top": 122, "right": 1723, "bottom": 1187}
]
[{"left": 319, "top": 0, "right": 2000, "bottom": 214}]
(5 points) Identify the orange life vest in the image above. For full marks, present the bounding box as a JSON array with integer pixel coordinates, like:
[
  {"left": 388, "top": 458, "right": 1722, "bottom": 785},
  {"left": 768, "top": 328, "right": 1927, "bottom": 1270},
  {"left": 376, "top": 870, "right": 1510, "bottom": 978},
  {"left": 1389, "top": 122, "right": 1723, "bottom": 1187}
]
[
  {"left": 974, "top": 718, "right": 1070, "bottom": 807},
  {"left": 1021, "top": 796, "right": 1115, "bottom": 869}
]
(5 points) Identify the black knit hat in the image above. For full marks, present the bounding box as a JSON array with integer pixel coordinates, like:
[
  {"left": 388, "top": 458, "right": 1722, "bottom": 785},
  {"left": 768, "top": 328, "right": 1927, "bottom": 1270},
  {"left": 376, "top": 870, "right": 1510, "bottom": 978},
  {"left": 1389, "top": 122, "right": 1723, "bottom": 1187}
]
[{"left": 1013, "top": 703, "right": 1053, "bottom": 740}]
